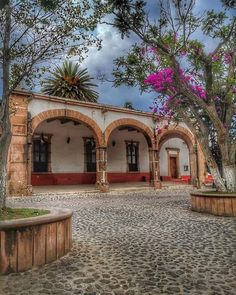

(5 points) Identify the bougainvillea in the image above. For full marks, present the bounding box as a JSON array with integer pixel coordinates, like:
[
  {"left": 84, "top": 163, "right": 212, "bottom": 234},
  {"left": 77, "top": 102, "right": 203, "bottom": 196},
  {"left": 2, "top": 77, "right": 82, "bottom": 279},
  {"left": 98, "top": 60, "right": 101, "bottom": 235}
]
[{"left": 107, "top": 0, "right": 235, "bottom": 192}]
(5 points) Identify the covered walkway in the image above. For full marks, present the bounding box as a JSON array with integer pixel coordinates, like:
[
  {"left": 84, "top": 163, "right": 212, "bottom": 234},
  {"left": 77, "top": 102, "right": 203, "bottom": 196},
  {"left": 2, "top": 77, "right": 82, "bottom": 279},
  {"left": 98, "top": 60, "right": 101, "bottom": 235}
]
[{"left": 32, "top": 181, "right": 193, "bottom": 194}]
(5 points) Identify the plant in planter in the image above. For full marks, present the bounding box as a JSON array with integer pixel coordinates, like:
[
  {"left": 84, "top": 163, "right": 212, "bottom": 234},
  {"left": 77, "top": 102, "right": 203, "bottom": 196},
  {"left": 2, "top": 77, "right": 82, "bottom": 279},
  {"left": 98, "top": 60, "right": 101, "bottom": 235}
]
[
  {"left": 94, "top": 0, "right": 236, "bottom": 215},
  {"left": 0, "top": 208, "right": 49, "bottom": 221},
  {"left": 96, "top": 0, "right": 236, "bottom": 193},
  {"left": 0, "top": 1, "right": 103, "bottom": 273},
  {"left": 0, "top": 208, "right": 73, "bottom": 274}
]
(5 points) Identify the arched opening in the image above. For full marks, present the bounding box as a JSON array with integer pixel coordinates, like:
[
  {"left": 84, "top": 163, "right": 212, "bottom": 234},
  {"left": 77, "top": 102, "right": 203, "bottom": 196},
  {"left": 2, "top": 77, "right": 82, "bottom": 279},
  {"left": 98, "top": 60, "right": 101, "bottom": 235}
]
[
  {"left": 30, "top": 109, "right": 103, "bottom": 188},
  {"left": 158, "top": 128, "right": 197, "bottom": 184},
  {"left": 104, "top": 120, "right": 154, "bottom": 185}
]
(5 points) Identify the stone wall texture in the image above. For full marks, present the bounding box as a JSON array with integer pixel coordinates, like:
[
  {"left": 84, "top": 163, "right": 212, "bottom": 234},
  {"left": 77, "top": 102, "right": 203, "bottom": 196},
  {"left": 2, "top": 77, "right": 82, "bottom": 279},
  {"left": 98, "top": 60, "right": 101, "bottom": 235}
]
[{"left": 7, "top": 91, "right": 208, "bottom": 195}]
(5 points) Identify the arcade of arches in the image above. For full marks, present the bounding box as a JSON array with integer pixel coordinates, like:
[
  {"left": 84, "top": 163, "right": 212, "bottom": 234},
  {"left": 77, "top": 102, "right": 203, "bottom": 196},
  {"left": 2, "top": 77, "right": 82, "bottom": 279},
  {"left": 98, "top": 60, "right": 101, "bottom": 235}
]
[{"left": 7, "top": 91, "right": 207, "bottom": 196}]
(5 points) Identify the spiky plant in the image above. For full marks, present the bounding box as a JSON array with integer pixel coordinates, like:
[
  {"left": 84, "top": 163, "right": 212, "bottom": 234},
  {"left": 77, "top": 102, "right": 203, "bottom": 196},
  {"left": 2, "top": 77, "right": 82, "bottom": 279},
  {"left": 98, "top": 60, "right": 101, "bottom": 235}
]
[{"left": 42, "top": 61, "right": 99, "bottom": 102}]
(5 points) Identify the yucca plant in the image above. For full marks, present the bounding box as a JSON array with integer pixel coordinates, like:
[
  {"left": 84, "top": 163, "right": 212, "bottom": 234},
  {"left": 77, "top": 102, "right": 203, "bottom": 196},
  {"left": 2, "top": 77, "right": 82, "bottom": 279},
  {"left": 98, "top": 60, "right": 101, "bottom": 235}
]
[{"left": 42, "top": 61, "right": 99, "bottom": 102}]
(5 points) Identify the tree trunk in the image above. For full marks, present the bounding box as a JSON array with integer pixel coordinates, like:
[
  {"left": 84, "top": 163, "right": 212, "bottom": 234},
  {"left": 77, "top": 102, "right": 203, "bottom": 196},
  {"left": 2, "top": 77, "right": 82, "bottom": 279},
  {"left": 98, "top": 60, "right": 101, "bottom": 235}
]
[
  {"left": 0, "top": 127, "right": 11, "bottom": 208},
  {"left": 208, "top": 165, "right": 227, "bottom": 192},
  {"left": 0, "top": 1, "right": 12, "bottom": 208},
  {"left": 223, "top": 164, "right": 236, "bottom": 192}
]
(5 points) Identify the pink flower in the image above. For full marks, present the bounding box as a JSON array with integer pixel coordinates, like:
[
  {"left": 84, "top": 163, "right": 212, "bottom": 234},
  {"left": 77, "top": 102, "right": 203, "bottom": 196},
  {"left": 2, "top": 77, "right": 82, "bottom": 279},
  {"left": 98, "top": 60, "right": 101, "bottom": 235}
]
[
  {"left": 180, "top": 50, "right": 187, "bottom": 56},
  {"left": 224, "top": 52, "right": 232, "bottom": 64},
  {"left": 148, "top": 46, "right": 157, "bottom": 53},
  {"left": 212, "top": 54, "right": 219, "bottom": 62}
]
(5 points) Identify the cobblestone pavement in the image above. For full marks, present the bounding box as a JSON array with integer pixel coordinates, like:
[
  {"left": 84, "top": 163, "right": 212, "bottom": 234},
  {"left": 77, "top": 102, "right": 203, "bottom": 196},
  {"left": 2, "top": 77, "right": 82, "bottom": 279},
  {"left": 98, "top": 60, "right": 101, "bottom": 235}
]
[{"left": 1, "top": 189, "right": 235, "bottom": 295}]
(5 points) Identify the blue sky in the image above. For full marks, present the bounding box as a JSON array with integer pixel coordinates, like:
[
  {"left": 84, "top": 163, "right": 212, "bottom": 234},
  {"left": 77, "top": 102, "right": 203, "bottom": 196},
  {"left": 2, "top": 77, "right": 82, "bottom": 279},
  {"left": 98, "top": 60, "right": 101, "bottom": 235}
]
[
  {"left": 79, "top": 0, "right": 227, "bottom": 110},
  {"left": 0, "top": 0, "right": 232, "bottom": 111}
]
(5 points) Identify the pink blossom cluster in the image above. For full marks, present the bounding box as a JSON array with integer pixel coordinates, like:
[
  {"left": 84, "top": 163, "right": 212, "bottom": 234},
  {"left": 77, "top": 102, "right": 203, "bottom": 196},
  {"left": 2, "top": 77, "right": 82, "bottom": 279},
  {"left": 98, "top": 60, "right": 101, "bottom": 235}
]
[
  {"left": 149, "top": 101, "right": 173, "bottom": 135},
  {"left": 191, "top": 84, "right": 206, "bottom": 99},
  {"left": 210, "top": 51, "right": 233, "bottom": 64},
  {"left": 145, "top": 67, "right": 207, "bottom": 100},
  {"left": 149, "top": 98, "right": 174, "bottom": 117},
  {"left": 212, "top": 54, "right": 220, "bottom": 62},
  {"left": 224, "top": 52, "right": 233, "bottom": 64},
  {"left": 144, "top": 68, "right": 175, "bottom": 92}
]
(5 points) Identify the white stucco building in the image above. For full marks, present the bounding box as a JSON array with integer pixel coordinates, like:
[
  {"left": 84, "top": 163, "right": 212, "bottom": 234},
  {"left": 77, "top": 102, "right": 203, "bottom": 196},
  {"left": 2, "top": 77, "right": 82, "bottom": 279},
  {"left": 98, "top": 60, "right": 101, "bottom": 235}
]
[{"left": 7, "top": 90, "right": 207, "bottom": 195}]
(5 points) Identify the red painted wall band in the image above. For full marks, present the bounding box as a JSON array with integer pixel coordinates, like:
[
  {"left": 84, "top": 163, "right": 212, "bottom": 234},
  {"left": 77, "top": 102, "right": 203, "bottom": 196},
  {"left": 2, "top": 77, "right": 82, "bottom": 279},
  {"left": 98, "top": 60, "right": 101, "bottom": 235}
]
[{"left": 31, "top": 172, "right": 150, "bottom": 186}]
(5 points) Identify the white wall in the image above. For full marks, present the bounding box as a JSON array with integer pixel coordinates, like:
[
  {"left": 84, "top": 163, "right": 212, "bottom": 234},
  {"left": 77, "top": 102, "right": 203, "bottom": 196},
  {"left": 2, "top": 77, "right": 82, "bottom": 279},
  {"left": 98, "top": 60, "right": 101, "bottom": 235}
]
[
  {"left": 29, "top": 98, "right": 155, "bottom": 132},
  {"left": 35, "top": 121, "right": 150, "bottom": 173},
  {"left": 107, "top": 129, "right": 149, "bottom": 172},
  {"left": 35, "top": 120, "right": 93, "bottom": 173},
  {"left": 159, "top": 138, "right": 190, "bottom": 176}
]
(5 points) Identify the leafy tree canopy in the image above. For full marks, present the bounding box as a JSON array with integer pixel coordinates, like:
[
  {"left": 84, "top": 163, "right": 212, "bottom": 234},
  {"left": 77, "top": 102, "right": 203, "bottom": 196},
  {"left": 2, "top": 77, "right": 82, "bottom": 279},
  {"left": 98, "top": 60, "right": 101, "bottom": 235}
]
[
  {"left": 93, "top": 0, "right": 236, "bottom": 192},
  {"left": 42, "top": 60, "right": 99, "bottom": 102},
  {"left": 0, "top": 0, "right": 104, "bottom": 208},
  {"left": 0, "top": 0, "right": 103, "bottom": 94}
]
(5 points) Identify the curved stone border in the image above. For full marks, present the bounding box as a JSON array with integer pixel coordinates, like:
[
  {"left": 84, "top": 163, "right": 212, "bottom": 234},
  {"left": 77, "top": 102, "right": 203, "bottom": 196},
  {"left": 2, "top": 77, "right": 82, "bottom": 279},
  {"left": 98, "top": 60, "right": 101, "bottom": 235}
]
[
  {"left": 191, "top": 192, "right": 236, "bottom": 217},
  {"left": 0, "top": 208, "right": 72, "bottom": 275}
]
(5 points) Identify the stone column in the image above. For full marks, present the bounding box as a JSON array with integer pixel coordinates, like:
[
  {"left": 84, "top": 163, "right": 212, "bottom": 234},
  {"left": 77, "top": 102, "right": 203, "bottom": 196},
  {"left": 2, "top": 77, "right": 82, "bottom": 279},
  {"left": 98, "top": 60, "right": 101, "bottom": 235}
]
[
  {"left": 8, "top": 92, "right": 32, "bottom": 196},
  {"left": 96, "top": 147, "right": 109, "bottom": 192},
  {"left": 26, "top": 114, "right": 33, "bottom": 194},
  {"left": 149, "top": 148, "right": 162, "bottom": 189}
]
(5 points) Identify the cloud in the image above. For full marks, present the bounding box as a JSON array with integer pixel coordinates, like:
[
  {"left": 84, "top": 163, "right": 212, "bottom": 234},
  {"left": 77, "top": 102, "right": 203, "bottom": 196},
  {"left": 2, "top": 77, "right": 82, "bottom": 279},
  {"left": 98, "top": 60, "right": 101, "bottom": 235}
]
[
  {"left": 1, "top": 0, "right": 230, "bottom": 110},
  {"left": 81, "top": 24, "right": 133, "bottom": 74},
  {"left": 77, "top": 23, "right": 154, "bottom": 111}
]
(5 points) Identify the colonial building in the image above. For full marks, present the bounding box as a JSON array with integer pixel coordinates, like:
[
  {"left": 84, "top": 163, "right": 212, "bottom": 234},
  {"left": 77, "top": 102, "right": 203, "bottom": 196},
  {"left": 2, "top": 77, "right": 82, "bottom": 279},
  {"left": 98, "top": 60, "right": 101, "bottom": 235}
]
[{"left": 7, "top": 90, "right": 207, "bottom": 196}]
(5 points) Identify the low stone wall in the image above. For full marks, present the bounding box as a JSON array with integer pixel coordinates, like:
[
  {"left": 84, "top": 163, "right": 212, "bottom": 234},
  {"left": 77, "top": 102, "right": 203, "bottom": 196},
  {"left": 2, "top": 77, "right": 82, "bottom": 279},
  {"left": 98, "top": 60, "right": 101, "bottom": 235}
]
[
  {"left": 191, "top": 192, "right": 236, "bottom": 217},
  {"left": 0, "top": 208, "right": 72, "bottom": 275}
]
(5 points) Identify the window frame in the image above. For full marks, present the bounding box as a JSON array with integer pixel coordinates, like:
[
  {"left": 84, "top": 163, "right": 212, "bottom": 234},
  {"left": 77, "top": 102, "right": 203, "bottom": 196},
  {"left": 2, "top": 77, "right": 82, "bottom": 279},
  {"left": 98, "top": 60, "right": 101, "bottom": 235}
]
[
  {"left": 125, "top": 140, "right": 139, "bottom": 172},
  {"left": 32, "top": 134, "right": 52, "bottom": 173},
  {"left": 83, "top": 137, "right": 97, "bottom": 172}
]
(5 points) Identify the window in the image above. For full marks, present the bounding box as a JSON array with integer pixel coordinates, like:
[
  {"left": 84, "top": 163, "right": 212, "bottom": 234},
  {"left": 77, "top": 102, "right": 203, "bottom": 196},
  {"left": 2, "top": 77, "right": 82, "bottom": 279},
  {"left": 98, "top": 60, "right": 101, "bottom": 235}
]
[
  {"left": 33, "top": 138, "right": 49, "bottom": 172},
  {"left": 126, "top": 141, "right": 139, "bottom": 171},
  {"left": 84, "top": 138, "right": 96, "bottom": 172}
]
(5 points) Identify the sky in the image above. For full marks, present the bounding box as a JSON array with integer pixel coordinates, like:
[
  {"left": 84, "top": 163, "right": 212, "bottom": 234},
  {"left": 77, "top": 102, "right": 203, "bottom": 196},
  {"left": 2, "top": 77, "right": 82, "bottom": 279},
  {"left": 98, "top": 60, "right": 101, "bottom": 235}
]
[
  {"left": 0, "top": 0, "right": 232, "bottom": 111},
  {"left": 74, "top": 0, "right": 231, "bottom": 111}
]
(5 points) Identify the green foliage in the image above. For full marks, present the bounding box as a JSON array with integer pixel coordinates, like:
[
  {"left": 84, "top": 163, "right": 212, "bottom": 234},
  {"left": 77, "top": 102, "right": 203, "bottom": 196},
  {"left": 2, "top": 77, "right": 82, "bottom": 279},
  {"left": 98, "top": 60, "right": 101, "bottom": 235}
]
[
  {"left": 0, "top": 0, "right": 8, "bottom": 9},
  {"left": 113, "top": 44, "right": 160, "bottom": 90},
  {"left": 123, "top": 101, "right": 134, "bottom": 109},
  {"left": 38, "top": 0, "right": 59, "bottom": 11},
  {"left": 0, "top": 0, "right": 103, "bottom": 92},
  {"left": 0, "top": 208, "right": 49, "bottom": 221},
  {"left": 42, "top": 60, "right": 99, "bottom": 102},
  {"left": 95, "top": 0, "right": 236, "bottom": 191}
]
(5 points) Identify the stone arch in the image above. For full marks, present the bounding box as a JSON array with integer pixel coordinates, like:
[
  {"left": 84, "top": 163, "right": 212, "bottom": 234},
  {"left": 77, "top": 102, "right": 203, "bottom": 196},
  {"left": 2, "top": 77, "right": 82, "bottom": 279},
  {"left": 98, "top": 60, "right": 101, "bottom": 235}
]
[
  {"left": 104, "top": 118, "right": 155, "bottom": 147},
  {"left": 157, "top": 125, "right": 197, "bottom": 183},
  {"left": 158, "top": 126, "right": 195, "bottom": 152},
  {"left": 31, "top": 109, "right": 103, "bottom": 146}
]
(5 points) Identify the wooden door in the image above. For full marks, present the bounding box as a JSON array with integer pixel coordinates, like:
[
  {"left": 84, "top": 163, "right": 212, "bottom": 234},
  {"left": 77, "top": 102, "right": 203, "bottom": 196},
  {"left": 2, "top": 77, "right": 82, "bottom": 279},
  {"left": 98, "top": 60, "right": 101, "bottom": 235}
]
[{"left": 170, "top": 156, "right": 178, "bottom": 178}]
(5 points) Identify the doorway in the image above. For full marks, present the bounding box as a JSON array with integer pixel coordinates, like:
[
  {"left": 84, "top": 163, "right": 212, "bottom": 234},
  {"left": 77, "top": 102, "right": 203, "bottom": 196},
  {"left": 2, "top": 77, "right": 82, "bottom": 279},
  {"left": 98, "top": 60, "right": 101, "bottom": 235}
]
[{"left": 169, "top": 156, "right": 178, "bottom": 178}]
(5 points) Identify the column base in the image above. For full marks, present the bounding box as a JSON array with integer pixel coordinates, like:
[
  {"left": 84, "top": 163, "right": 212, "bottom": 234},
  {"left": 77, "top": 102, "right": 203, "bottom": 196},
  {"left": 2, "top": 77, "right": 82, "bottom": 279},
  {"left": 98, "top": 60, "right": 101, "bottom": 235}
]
[
  {"left": 150, "top": 180, "right": 162, "bottom": 189},
  {"left": 8, "top": 184, "right": 33, "bottom": 197},
  {"left": 191, "top": 178, "right": 201, "bottom": 188},
  {"left": 97, "top": 182, "right": 109, "bottom": 193}
]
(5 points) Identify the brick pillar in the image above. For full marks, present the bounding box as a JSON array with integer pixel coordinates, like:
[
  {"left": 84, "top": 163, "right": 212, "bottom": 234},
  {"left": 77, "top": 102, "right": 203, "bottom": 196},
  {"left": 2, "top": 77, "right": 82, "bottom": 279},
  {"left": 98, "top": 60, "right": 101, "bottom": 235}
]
[
  {"left": 96, "top": 147, "right": 109, "bottom": 192},
  {"left": 190, "top": 143, "right": 200, "bottom": 188},
  {"left": 8, "top": 93, "right": 32, "bottom": 196},
  {"left": 149, "top": 148, "right": 162, "bottom": 189}
]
